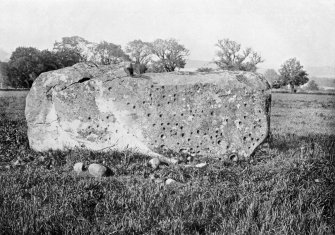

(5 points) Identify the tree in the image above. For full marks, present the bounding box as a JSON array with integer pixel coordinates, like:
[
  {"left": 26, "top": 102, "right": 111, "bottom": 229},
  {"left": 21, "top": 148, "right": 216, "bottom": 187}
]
[
  {"left": 38, "top": 50, "right": 59, "bottom": 71},
  {"left": 93, "top": 41, "right": 129, "bottom": 65},
  {"left": 53, "top": 36, "right": 89, "bottom": 54},
  {"left": 7, "top": 47, "right": 43, "bottom": 88},
  {"left": 54, "top": 47, "right": 87, "bottom": 67},
  {"left": 214, "top": 39, "right": 264, "bottom": 72},
  {"left": 54, "top": 36, "right": 129, "bottom": 65},
  {"left": 6, "top": 46, "right": 85, "bottom": 88},
  {"left": 53, "top": 36, "right": 88, "bottom": 63},
  {"left": 278, "top": 58, "right": 309, "bottom": 93},
  {"left": 0, "top": 61, "right": 11, "bottom": 88},
  {"left": 148, "top": 39, "right": 189, "bottom": 72},
  {"left": 263, "top": 69, "right": 280, "bottom": 87},
  {"left": 125, "top": 40, "right": 152, "bottom": 65},
  {"left": 305, "top": 80, "right": 319, "bottom": 91}
]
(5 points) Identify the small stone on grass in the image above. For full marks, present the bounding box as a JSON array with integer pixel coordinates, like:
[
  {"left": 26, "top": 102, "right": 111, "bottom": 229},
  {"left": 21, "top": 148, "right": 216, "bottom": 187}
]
[
  {"left": 165, "top": 178, "right": 177, "bottom": 185},
  {"left": 88, "top": 163, "right": 107, "bottom": 177},
  {"left": 195, "top": 163, "right": 207, "bottom": 168},
  {"left": 73, "top": 162, "right": 85, "bottom": 174},
  {"left": 149, "top": 158, "right": 161, "bottom": 169}
]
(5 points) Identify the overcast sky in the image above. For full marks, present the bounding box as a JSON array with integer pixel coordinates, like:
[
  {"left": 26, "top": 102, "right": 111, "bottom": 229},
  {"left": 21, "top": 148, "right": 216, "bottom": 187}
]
[{"left": 0, "top": 0, "right": 334, "bottom": 69}]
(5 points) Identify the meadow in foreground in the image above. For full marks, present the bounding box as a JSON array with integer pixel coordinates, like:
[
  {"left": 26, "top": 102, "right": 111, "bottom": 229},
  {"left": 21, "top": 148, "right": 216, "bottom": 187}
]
[{"left": 0, "top": 91, "right": 334, "bottom": 234}]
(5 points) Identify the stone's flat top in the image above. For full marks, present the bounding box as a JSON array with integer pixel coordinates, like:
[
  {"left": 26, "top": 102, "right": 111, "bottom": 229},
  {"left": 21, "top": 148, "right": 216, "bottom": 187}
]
[
  {"left": 146, "top": 71, "right": 270, "bottom": 90},
  {"left": 35, "top": 62, "right": 270, "bottom": 91}
]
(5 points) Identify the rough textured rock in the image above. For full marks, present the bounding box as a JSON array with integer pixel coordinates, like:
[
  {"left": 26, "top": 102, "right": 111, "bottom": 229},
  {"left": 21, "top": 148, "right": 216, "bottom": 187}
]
[
  {"left": 88, "top": 163, "right": 107, "bottom": 177},
  {"left": 195, "top": 163, "right": 207, "bottom": 168},
  {"left": 149, "top": 158, "right": 161, "bottom": 169},
  {"left": 165, "top": 178, "right": 177, "bottom": 185},
  {"left": 26, "top": 62, "right": 271, "bottom": 160},
  {"left": 73, "top": 162, "right": 84, "bottom": 174}
]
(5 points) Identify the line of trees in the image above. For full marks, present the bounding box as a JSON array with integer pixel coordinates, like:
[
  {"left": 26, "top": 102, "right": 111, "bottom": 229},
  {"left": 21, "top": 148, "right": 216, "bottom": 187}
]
[
  {"left": 1, "top": 36, "right": 191, "bottom": 88},
  {"left": 213, "top": 39, "right": 309, "bottom": 92},
  {"left": 0, "top": 36, "right": 310, "bottom": 91}
]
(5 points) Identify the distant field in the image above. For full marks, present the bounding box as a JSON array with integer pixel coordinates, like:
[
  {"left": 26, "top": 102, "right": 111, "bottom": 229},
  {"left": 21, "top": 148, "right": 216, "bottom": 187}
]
[{"left": 271, "top": 93, "right": 335, "bottom": 135}]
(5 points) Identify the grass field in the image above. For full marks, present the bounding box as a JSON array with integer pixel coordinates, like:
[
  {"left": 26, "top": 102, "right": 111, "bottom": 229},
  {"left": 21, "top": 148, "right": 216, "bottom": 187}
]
[{"left": 0, "top": 90, "right": 334, "bottom": 234}]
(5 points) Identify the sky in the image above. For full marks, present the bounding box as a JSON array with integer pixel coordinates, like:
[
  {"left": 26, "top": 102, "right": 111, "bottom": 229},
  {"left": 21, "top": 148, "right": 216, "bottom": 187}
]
[{"left": 0, "top": 0, "right": 335, "bottom": 69}]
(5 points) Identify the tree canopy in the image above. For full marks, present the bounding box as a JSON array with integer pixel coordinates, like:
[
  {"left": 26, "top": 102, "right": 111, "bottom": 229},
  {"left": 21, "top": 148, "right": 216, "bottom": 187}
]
[
  {"left": 304, "top": 80, "right": 319, "bottom": 91},
  {"left": 125, "top": 40, "right": 152, "bottom": 65},
  {"left": 93, "top": 41, "right": 130, "bottom": 65},
  {"left": 54, "top": 36, "right": 129, "bottom": 65},
  {"left": 278, "top": 58, "right": 309, "bottom": 92},
  {"left": 6, "top": 47, "right": 85, "bottom": 88},
  {"left": 148, "top": 39, "right": 189, "bottom": 72},
  {"left": 0, "top": 61, "right": 10, "bottom": 88},
  {"left": 7, "top": 47, "right": 42, "bottom": 88},
  {"left": 214, "top": 39, "right": 264, "bottom": 72}
]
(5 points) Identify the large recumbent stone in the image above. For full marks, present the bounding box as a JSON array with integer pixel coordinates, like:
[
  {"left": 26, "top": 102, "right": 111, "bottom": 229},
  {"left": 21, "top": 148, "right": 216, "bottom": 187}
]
[{"left": 25, "top": 62, "right": 271, "bottom": 160}]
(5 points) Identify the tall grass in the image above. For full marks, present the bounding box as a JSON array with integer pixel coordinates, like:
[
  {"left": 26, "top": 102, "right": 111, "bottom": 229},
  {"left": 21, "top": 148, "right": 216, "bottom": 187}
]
[{"left": 0, "top": 119, "right": 334, "bottom": 234}]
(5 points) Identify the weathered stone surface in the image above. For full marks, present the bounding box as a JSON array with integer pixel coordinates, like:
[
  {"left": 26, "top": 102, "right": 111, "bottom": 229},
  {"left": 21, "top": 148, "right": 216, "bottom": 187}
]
[
  {"left": 195, "top": 163, "right": 207, "bottom": 168},
  {"left": 165, "top": 178, "right": 177, "bottom": 185},
  {"left": 26, "top": 62, "right": 271, "bottom": 160},
  {"left": 73, "top": 162, "right": 84, "bottom": 174},
  {"left": 88, "top": 163, "right": 107, "bottom": 177},
  {"left": 149, "top": 158, "right": 161, "bottom": 169}
]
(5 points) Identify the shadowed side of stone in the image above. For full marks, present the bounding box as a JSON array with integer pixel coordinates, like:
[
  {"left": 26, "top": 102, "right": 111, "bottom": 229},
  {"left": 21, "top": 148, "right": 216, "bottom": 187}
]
[{"left": 25, "top": 62, "right": 271, "bottom": 160}]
